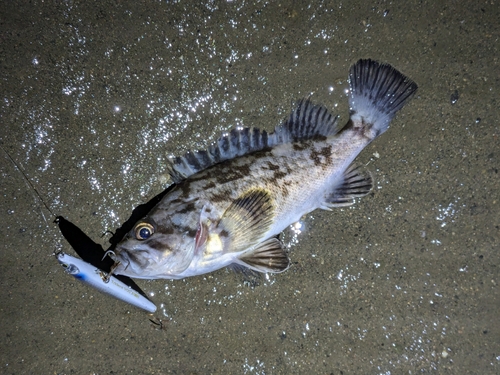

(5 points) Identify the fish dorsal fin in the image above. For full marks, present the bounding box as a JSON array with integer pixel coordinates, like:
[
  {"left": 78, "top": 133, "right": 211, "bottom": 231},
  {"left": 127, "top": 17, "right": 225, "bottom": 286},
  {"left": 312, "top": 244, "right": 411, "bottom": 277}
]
[
  {"left": 321, "top": 163, "right": 373, "bottom": 209},
  {"left": 237, "top": 237, "right": 290, "bottom": 273},
  {"left": 272, "top": 98, "right": 341, "bottom": 143},
  {"left": 166, "top": 127, "right": 272, "bottom": 183},
  {"left": 218, "top": 188, "right": 275, "bottom": 254},
  {"left": 167, "top": 99, "right": 340, "bottom": 183}
]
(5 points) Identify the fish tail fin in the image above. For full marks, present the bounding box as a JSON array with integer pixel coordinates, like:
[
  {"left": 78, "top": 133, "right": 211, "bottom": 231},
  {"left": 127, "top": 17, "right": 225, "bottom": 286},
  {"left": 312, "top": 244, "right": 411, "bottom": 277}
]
[{"left": 348, "top": 59, "right": 418, "bottom": 139}]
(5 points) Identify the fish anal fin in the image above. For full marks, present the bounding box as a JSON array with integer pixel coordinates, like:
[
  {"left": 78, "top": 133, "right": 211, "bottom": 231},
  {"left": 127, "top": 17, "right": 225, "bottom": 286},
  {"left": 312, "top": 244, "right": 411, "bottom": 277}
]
[
  {"left": 322, "top": 164, "right": 373, "bottom": 209},
  {"left": 237, "top": 237, "right": 290, "bottom": 273},
  {"left": 219, "top": 188, "right": 275, "bottom": 254}
]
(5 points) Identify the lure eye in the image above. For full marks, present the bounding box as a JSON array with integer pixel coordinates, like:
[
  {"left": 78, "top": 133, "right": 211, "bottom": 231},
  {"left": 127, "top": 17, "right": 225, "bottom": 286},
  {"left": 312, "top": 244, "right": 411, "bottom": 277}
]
[{"left": 134, "top": 222, "right": 155, "bottom": 240}]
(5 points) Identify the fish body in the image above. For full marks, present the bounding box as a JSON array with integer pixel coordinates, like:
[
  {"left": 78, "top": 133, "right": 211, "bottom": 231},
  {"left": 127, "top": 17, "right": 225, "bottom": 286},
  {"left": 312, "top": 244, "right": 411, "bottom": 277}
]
[{"left": 110, "top": 59, "right": 418, "bottom": 280}]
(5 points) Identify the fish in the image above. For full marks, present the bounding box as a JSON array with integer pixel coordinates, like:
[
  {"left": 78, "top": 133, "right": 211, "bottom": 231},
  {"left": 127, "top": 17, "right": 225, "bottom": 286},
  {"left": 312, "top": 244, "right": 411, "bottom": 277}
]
[
  {"left": 57, "top": 252, "right": 157, "bottom": 313},
  {"left": 108, "top": 59, "right": 418, "bottom": 280}
]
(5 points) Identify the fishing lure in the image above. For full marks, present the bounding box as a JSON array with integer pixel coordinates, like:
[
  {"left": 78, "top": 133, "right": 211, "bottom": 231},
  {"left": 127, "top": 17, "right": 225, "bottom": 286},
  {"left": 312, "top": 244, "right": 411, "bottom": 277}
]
[
  {"left": 57, "top": 252, "right": 157, "bottom": 313},
  {"left": 2, "top": 147, "right": 157, "bottom": 313}
]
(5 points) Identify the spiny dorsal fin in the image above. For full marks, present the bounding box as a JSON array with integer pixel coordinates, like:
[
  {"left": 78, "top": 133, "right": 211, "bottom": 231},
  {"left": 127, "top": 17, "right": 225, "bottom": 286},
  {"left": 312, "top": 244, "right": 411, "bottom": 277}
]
[
  {"left": 166, "top": 127, "right": 271, "bottom": 183},
  {"left": 237, "top": 237, "right": 290, "bottom": 273},
  {"left": 166, "top": 99, "right": 340, "bottom": 183},
  {"left": 219, "top": 188, "right": 275, "bottom": 254},
  {"left": 321, "top": 163, "right": 373, "bottom": 209}
]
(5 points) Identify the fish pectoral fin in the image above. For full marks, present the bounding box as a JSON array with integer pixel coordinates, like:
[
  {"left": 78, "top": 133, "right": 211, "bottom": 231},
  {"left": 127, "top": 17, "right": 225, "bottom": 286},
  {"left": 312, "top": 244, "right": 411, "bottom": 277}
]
[
  {"left": 219, "top": 188, "right": 275, "bottom": 254},
  {"left": 321, "top": 163, "right": 373, "bottom": 209},
  {"left": 237, "top": 237, "right": 290, "bottom": 273}
]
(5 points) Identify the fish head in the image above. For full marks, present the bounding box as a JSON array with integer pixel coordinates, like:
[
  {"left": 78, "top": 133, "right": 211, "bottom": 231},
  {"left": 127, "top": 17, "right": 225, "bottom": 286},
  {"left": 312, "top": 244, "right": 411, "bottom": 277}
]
[{"left": 111, "top": 217, "right": 195, "bottom": 279}]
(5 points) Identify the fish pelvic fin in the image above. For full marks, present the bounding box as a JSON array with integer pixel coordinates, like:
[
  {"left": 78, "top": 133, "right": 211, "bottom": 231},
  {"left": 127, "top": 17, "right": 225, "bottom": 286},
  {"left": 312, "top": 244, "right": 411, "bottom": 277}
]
[
  {"left": 321, "top": 163, "right": 373, "bottom": 209},
  {"left": 348, "top": 59, "right": 418, "bottom": 140},
  {"left": 219, "top": 188, "right": 276, "bottom": 254},
  {"left": 237, "top": 237, "right": 290, "bottom": 273}
]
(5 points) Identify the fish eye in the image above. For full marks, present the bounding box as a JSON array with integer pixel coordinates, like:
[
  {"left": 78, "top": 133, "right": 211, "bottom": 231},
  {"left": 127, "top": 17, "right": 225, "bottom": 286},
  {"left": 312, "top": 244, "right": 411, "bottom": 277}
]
[{"left": 134, "top": 222, "right": 155, "bottom": 240}]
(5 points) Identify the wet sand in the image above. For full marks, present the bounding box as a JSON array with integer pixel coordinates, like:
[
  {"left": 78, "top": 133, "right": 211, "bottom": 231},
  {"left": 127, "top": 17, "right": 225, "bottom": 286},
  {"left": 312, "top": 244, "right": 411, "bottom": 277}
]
[{"left": 1, "top": 1, "right": 499, "bottom": 373}]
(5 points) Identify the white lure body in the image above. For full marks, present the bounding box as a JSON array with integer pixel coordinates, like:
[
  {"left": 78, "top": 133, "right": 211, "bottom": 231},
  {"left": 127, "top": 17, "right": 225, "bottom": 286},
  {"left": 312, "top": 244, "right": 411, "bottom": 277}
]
[{"left": 57, "top": 253, "right": 156, "bottom": 313}]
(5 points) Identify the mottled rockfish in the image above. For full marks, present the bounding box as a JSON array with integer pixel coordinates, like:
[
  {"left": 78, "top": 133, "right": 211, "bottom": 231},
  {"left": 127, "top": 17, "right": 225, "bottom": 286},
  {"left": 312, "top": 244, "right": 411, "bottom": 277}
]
[{"left": 109, "top": 59, "right": 418, "bottom": 280}]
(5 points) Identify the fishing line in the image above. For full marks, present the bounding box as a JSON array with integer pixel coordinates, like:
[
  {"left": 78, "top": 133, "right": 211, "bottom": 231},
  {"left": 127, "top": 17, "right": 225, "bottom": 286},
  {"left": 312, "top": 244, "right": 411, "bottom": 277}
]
[{"left": 1, "top": 145, "right": 56, "bottom": 225}]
